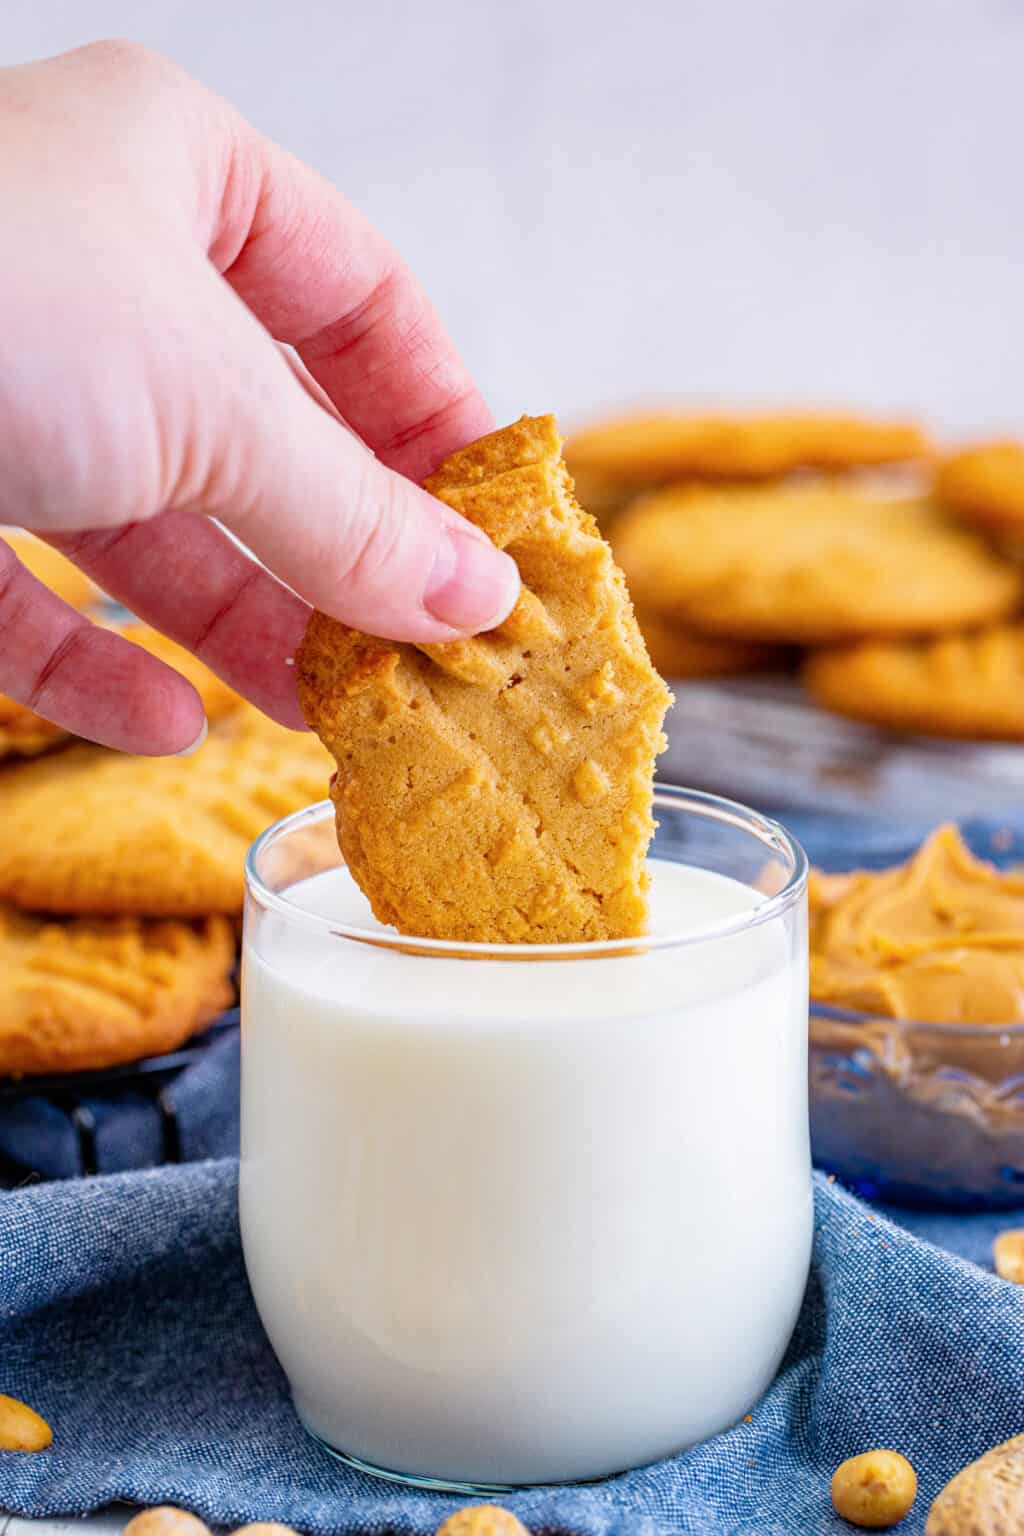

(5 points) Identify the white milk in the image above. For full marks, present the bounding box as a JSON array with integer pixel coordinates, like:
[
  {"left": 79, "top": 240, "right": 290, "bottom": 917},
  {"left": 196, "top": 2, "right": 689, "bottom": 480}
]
[{"left": 239, "top": 859, "right": 811, "bottom": 1487}]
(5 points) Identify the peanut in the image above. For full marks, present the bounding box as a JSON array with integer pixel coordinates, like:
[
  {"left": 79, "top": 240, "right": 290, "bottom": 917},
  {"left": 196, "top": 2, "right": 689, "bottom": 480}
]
[
  {"left": 232, "top": 1526, "right": 303, "bottom": 1536},
  {"left": 926, "top": 1433, "right": 1024, "bottom": 1534},
  {"left": 993, "top": 1229, "right": 1024, "bottom": 1283},
  {"left": 123, "top": 1509, "right": 211, "bottom": 1536},
  {"left": 436, "top": 1508, "right": 530, "bottom": 1536},
  {"left": 831, "top": 1449, "right": 917, "bottom": 1528},
  {"left": 0, "top": 1394, "right": 52, "bottom": 1452}
]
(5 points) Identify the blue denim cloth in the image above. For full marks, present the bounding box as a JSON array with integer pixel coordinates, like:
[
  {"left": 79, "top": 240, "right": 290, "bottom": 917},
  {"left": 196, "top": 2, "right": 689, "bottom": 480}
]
[
  {"left": 880, "top": 1204, "right": 1015, "bottom": 1268},
  {"left": 0, "top": 1163, "right": 1020, "bottom": 1536}
]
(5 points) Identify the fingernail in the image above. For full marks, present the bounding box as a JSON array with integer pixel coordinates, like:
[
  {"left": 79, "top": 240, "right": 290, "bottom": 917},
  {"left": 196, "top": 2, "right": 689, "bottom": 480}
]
[
  {"left": 174, "top": 716, "right": 208, "bottom": 757},
  {"left": 423, "top": 527, "right": 520, "bottom": 632}
]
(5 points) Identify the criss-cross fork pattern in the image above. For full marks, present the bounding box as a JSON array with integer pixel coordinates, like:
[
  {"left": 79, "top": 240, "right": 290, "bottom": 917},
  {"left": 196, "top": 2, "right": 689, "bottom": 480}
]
[
  {"left": 0, "top": 710, "right": 331, "bottom": 916},
  {"left": 298, "top": 415, "right": 671, "bottom": 943},
  {"left": 0, "top": 906, "right": 234, "bottom": 1076}
]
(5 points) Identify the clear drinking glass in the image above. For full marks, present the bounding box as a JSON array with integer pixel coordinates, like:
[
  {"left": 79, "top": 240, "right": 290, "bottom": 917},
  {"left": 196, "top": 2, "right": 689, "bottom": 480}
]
[{"left": 240, "top": 787, "right": 810, "bottom": 1492}]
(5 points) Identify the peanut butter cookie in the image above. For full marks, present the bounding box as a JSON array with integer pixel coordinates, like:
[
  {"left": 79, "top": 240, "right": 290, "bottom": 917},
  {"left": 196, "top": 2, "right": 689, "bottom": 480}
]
[
  {"left": 0, "top": 697, "right": 66, "bottom": 760},
  {"left": 635, "top": 608, "right": 781, "bottom": 679},
  {"left": 804, "top": 623, "right": 1024, "bottom": 740},
  {"left": 563, "top": 464, "right": 635, "bottom": 529},
  {"left": 0, "top": 905, "right": 234, "bottom": 1075},
  {"left": 936, "top": 438, "right": 1024, "bottom": 536},
  {"left": 612, "top": 483, "right": 1022, "bottom": 643},
  {"left": 0, "top": 623, "right": 241, "bottom": 761},
  {"left": 566, "top": 409, "right": 929, "bottom": 488},
  {"left": 0, "top": 708, "right": 329, "bottom": 915},
  {"left": 3, "top": 529, "right": 96, "bottom": 608},
  {"left": 116, "top": 623, "right": 241, "bottom": 720},
  {"left": 926, "top": 1433, "right": 1024, "bottom": 1534},
  {"left": 298, "top": 415, "right": 671, "bottom": 944}
]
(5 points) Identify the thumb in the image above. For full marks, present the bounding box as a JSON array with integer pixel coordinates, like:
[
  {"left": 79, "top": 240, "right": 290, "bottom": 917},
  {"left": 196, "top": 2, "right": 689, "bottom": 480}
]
[{"left": 199, "top": 299, "right": 520, "bottom": 645}]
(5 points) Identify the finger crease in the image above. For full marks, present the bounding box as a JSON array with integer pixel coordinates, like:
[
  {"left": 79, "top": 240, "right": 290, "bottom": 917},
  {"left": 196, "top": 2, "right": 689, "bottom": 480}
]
[
  {"left": 26, "top": 623, "right": 90, "bottom": 713},
  {"left": 297, "top": 267, "right": 405, "bottom": 360},
  {"left": 375, "top": 387, "right": 481, "bottom": 459},
  {"left": 190, "top": 562, "right": 265, "bottom": 655},
  {"left": 53, "top": 523, "right": 143, "bottom": 570},
  {"left": 211, "top": 145, "right": 267, "bottom": 274}
]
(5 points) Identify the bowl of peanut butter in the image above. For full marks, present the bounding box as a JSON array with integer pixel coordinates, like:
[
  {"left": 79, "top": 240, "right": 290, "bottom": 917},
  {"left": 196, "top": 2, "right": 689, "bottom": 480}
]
[{"left": 809, "top": 823, "right": 1024, "bottom": 1208}]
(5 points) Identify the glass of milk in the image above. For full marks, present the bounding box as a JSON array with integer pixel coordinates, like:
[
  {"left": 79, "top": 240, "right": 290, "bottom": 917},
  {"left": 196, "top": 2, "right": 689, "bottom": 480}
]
[{"left": 240, "top": 787, "right": 810, "bottom": 1492}]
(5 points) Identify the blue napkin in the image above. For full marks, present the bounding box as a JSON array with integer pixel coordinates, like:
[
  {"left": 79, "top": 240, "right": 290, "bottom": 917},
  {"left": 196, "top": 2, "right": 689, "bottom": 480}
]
[{"left": 0, "top": 1162, "right": 1020, "bottom": 1536}]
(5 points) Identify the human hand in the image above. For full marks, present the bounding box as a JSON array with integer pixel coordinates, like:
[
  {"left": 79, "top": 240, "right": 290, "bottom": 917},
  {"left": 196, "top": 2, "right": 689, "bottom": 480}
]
[{"left": 0, "top": 41, "right": 520, "bottom": 754}]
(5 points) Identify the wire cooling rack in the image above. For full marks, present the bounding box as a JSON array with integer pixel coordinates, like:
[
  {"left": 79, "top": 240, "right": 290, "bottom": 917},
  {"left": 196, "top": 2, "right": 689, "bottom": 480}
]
[
  {"left": 662, "top": 675, "right": 1024, "bottom": 822},
  {"left": 0, "top": 1008, "right": 239, "bottom": 1182}
]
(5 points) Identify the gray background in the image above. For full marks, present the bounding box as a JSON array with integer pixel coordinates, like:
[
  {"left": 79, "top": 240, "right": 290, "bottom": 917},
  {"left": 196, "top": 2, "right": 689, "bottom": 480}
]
[{"left": 2, "top": 0, "right": 1020, "bottom": 438}]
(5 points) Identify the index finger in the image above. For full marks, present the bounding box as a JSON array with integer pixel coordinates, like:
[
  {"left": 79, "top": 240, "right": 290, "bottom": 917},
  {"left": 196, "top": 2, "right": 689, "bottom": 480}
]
[
  {"left": 207, "top": 117, "right": 493, "bottom": 481},
  {"left": 0, "top": 539, "right": 207, "bottom": 755}
]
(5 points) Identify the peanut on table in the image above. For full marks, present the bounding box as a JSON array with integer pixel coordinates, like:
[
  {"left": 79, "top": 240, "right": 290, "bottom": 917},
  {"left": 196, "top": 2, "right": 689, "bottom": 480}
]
[
  {"left": 0, "top": 1393, "right": 52, "bottom": 1452},
  {"left": 831, "top": 1449, "right": 917, "bottom": 1528},
  {"left": 120, "top": 1508, "right": 533, "bottom": 1536}
]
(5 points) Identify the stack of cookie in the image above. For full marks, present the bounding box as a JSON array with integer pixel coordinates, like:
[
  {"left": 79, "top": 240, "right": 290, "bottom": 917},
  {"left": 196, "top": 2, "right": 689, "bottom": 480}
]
[
  {"left": 805, "top": 439, "right": 1024, "bottom": 740},
  {"left": 0, "top": 532, "right": 330, "bottom": 1078},
  {"left": 567, "top": 412, "right": 1024, "bottom": 740}
]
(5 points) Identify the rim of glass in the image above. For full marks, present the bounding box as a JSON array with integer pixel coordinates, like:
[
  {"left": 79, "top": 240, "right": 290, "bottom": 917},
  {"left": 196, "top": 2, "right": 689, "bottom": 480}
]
[
  {"left": 810, "top": 999, "right": 1024, "bottom": 1038},
  {"left": 244, "top": 783, "right": 808, "bottom": 957}
]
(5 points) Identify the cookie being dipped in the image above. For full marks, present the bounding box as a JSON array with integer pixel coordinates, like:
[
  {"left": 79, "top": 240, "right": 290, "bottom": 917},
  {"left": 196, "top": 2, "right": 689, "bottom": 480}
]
[{"left": 297, "top": 415, "right": 671, "bottom": 945}]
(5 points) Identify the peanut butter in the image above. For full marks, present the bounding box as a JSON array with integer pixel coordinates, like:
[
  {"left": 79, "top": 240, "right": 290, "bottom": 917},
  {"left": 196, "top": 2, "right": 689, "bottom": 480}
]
[{"left": 810, "top": 825, "right": 1024, "bottom": 1025}]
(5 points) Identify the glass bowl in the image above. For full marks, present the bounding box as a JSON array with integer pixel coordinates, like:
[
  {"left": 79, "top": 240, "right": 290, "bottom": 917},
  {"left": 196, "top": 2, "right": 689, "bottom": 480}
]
[{"left": 810, "top": 1003, "right": 1024, "bottom": 1209}]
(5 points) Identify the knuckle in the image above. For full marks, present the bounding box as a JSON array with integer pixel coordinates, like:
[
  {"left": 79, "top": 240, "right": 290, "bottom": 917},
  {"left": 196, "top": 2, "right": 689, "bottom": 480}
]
[
  {"left": 69, "top": 40, "right": 188, "bottom": 111},
  {"left": 334, "top": 467, "right": 406, "bottom": 594},
  {"left": 74, "top": 38, "right": 165, "bottom": 84}
]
